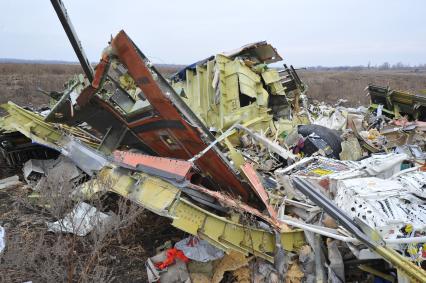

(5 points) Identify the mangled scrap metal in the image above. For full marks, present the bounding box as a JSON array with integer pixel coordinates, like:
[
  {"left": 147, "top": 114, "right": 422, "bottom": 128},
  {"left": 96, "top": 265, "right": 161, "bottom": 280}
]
[
  {"left": 3, "top": 68, "right": 426, "bottom": 283},
  {"left": 0, "top": 102, "right": 304, "bottom": 263},
  {"left": 170, "top": 41, "right": 305, "bottom": 135},
  {"left": 293, "top": 176, "right": 426, "bottom": 282},
  {"left": 1, "top": 0, "right": 426, "bottom": 282},
  {"left": 368, "top": 84, "right": 426, "bottom": 121},
  {"left": 45, "top": 30, "right": 263, "bottom": 207}
]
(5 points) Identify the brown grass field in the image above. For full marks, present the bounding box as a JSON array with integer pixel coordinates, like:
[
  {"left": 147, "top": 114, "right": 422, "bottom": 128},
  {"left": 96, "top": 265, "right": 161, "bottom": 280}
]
[
  {"left": 298, "top": 69, "right": 426, "bottom": 105},
  {"left": 0, "top": 63, "right": 425, "bottom": 109}
]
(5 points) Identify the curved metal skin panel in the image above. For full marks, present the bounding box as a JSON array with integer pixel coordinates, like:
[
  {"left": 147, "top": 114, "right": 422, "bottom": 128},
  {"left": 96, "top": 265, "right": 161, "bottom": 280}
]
[
  {"left": 108, "top": 31, "right": 252, "bottom": 202},
  {"left": 46, "top": 30, "right": 261, "bottom": 206}
]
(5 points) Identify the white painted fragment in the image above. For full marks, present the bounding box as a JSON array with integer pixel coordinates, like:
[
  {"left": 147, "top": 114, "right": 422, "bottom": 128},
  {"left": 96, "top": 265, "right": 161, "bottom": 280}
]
[
  {"left": 0, "top": 226, "right": 5, "bottom": 253},
  {"left": 0, "top": 175, "right": 21, "bottom": 190},
  {"left": 47, "top": 202, "right": 111, "bottom": 236}
]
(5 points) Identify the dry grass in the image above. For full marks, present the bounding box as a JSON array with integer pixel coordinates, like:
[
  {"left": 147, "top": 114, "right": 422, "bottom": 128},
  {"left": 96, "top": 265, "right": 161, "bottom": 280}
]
[
  {"left": 0, "top": 168, "right": 184, "bottom": 283},
  {"left": 299, "top": 69, "right": 426, "bottom": 106},
  {"left": 0, "top": 64, "right": 83, "bottom": 108}
]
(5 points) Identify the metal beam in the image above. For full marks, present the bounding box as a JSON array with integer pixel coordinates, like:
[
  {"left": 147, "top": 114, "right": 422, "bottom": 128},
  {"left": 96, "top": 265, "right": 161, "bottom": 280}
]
[
  {"left": 83, "top": 167, "right": 305, "bottom": 262},
  {"left": 50, "top": 0, "right": 94, "bottom": 82}
]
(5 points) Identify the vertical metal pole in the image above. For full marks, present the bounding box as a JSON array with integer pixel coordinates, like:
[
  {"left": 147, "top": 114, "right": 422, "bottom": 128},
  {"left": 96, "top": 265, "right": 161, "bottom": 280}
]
[{"left": 50, "top": 0, "right": 94, "bottom": 82}]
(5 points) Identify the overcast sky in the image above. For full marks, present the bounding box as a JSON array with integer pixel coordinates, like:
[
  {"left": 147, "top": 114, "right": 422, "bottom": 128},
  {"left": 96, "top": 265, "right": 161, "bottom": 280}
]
[{"left": 0, "top": 0, "right": 425, "bottom": 67}]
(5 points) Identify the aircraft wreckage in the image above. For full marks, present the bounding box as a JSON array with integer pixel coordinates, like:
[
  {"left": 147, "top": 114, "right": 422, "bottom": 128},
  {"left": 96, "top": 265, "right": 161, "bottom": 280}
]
[{"left": 1, "top": 0, "right": 426, "bottom": 282}]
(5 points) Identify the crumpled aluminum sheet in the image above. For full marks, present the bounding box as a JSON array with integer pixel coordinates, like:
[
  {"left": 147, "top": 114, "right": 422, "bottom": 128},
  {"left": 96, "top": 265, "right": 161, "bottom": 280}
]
[
  {"left": 311, "top": 107, "right": 347, "bottom": 131},
  {"left": 47, "top": 202, "right": 111, "bottom": 236},
  {"left": 335, "top": 171, "right": 426, "bottom": 239}
]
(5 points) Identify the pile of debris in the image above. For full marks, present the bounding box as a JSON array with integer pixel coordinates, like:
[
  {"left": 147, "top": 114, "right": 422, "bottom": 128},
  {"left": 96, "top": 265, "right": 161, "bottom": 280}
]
[{"left": 1, "top": 1, "right": 426, "bottom": 282}]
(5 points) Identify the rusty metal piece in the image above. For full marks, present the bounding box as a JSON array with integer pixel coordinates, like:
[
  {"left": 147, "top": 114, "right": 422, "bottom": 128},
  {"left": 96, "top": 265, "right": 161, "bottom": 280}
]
[
  {"left": 240, "top": 162, "right": 277, "bottom": 219},
  {"left": 113, "top": 150, "right": 192, "bottom": 182}
]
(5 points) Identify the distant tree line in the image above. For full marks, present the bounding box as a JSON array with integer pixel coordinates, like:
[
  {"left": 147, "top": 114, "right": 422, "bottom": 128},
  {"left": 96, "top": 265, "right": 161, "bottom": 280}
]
[{"left": 307, "top": 62, "right": 426, "bottom": 72}]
